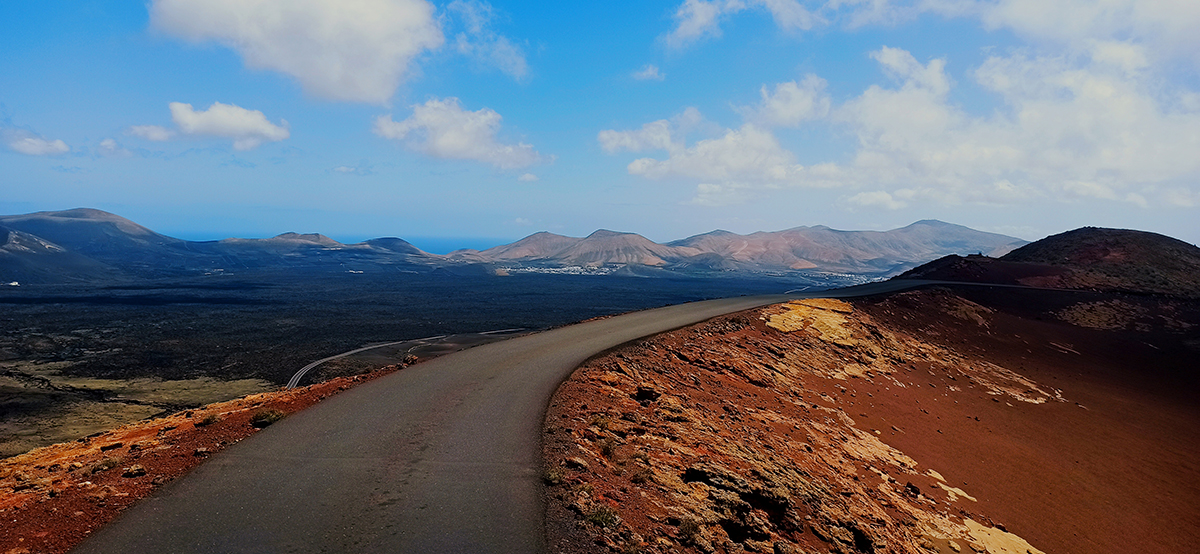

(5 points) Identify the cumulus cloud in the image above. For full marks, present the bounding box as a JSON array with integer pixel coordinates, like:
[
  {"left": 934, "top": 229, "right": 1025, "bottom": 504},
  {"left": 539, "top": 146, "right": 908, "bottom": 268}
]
[
  {"left": 606, "top": 46, "right": 1200, "bottom": 208},
  {"left": 737, "top": 74, "right": 831, "bottom": 127},
  {"left": 374, "top": 97, "right": 545, "bottom": 169},
  {"left": 129, "top": 102, "right": 289, "bottom": 150},
  {"left": 666, "top": 0, "right": 821, "bottom": 48},
  {"left": 518, "top": 173, "right": 538, "bottom": 182},
  {"left": 599, "top": 120, "right": 674, "bottom": 154},
  {"left": 150, "top": 0, "right": 443, "bottom": 104},
  {"left": 97, "top": 138, "right": 132, "bottom": 157},
  {"left": 976, "top": 0, "right": 1200, "bottom": 63},
  {"left": 632, "top": 65, "right": 666, "bottom": 81},
  {"left": 598, "top": 107, "right": 710, "bottom": 154},
  {"left": 627, "top": 124, "right": 803, "bottom": 183},
  {"left": 665, "top": 0, "right": 1200, "bottom": 67},
  {"left": 3, "top": 130, "right": 69, "bottom": 156},
  {"left": 169, "top": 102, "right": 290, "bottom": 150},
  {"left": 128, "top": 125, "right": 174, "bottom": 142},
  {"left": 448, "top": 0, "right": 528, "bottom": 79}
]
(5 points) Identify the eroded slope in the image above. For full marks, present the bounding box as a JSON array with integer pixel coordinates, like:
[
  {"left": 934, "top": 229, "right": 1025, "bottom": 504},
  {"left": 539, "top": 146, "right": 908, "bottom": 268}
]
[{"left": 543, "top": 288, "right": 1199, "bottom": 554}]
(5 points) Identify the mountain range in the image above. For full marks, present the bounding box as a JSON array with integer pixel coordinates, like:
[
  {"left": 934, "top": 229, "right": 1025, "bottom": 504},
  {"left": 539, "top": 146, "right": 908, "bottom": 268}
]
[{"left": 0, "top": 208, "right": 1026, "bottom": 284}]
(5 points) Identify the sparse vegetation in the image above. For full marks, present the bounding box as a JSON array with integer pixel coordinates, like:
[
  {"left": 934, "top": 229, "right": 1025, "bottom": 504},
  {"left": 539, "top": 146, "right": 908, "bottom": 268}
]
[
  {"left": 589, "top": 414, "right": 611, "bottom": 431},
  {"left": 678, "top": 517, "right": 702, "bottom": 543},
  {"left": 249, "top": 409, "right": 285, "bottom": 428},
  {"left": 630, "top": 467, "right": 654, "bottom": 484},
  {"left": 543, "top": 467, "right": 564, "bottom": 486},
  {"left": 599, "top": 437, "right": 617, "bottom": 458},
  {"left": 586, "top": 504, "right": 619, "bottom": 528},
  {"left": 195, "top": 413, "right": 221, "bottom": 427}
]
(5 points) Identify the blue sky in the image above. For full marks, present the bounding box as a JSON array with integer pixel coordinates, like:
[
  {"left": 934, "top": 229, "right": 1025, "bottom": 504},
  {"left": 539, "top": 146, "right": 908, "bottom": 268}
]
[{"left": 2, "top": 0, "right": 1198, "bottom": 251}]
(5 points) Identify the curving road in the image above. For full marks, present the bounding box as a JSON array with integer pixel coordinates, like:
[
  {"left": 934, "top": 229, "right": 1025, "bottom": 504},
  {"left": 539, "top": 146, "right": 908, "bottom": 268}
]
[{"left": 73, "top": 280, "right": 931, "bottom": 554}]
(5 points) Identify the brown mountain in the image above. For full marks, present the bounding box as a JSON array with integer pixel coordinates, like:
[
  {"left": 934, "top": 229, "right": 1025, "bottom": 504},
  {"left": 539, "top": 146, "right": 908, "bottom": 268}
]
[
  {"left": 0, "top": 208, "right": 1027, "bottom": 282},
  {"left": 900, "top": 227, "right": 1200, "bottom": 298},
  {"left": 668, "top": 220, "right": 1026, "bottom": 274}
]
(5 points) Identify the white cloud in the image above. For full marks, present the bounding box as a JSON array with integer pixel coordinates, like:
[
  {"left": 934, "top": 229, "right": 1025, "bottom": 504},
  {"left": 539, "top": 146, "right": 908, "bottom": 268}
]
[
  {"left": 666, "top": 0, "right": 820, "bottom": 48},
  {"left": 129, "top": 125, "right": 174, "bottom": 142},
  {"left": 448, "top": 0, "right": 528, "bottom": 79},
  {"left": 4, "top": 130, "right": 69, "bottom": 156},
  {"left": 513, "top": 217, "right": 532, "bottom": 225},
  {"left": 598, "top": 107, "right": 711, "bottom": 154},
  {"left": 665, "top": 0, "right": 1200, "bottom": 68},
  {"left": 737, "top": 74, "right": 831, "bottom": 127},
  {"left": 847, "top": 190, "right": 907, "bottom": 209},
  {"left": 977, "top": 0, "right": 1200, "bottom": 63},
  {"left": 609, "top": 46, "right": 1200, "bottom": 208},
  {"left": 599, "top": 120, "right": 674, "bottom": 154},
  {"left": 690, "top": 183, "right": 750, "bottom": 206},
  {"left": 632, "top": 65, "right": 666, "bottom": 81},
  {"left": 97, "top": 138, "right": 132, "bottom": 157},
  {"left": 128, "top": 103, "right": 289, "bottom": 150},
  {"left": 374, "top": 97, "right": 545, "bottom": 169},
  {"left": 150, "top": 0, "right": 443, "bottom": 104},
  {"left": 627, "top": 124, "right": 803, "bottom": 183},
  {"left": 518, "top": 173, "right": 538, "bottom": 182},
  {"left": 1164, "top": 188, "right": 1200, "bottom": 208},
  {"left": 666, "top": 0, "right": 738, "bottom": 49},
  {"left": 169, "top": 102, "right": 290, "bottom": 150},
  {"left": 332, "top": 165, "right": 372, "bottom": 175},
  {"left": 757, "top": 0, "right": 822, "bottom": 31}
]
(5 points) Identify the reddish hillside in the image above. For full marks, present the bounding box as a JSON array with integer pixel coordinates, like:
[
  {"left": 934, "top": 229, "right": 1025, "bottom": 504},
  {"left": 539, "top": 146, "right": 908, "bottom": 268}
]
[
  {"left": 543, "top": 287, "right": 1200, "bottom": 554},
  {"left": 900, "top": 227, "right": 1200, "bottom": 298}
]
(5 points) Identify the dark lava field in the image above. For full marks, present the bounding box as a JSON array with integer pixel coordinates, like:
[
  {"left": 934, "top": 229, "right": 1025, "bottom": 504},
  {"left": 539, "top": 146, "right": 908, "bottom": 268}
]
[{"left": 0, "top": 271, "right": 811, "bottom": 385}]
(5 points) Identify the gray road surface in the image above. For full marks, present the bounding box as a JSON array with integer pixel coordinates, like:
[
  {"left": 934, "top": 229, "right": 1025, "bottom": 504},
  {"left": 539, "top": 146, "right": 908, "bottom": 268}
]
[{"left": 73, "top": 280, "right": 930, "bottom": 554}]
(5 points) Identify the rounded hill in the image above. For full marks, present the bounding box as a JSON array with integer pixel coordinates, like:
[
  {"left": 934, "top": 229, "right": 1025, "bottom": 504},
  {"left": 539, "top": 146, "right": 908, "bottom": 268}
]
[{"left": 1001, "top": 227, "right": 1200, "bottom": 297}]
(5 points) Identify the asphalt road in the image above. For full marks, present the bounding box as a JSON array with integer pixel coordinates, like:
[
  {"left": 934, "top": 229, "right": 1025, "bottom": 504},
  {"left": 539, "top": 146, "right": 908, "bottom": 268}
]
[{"left": 73, "top": 280, "right": 930, "bottom": 554}]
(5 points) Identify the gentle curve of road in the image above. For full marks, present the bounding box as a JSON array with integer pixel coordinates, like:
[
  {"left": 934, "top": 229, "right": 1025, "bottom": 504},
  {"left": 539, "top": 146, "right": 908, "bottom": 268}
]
[{"left": 73, "top": 280, "right": 933, "bottom": 554}]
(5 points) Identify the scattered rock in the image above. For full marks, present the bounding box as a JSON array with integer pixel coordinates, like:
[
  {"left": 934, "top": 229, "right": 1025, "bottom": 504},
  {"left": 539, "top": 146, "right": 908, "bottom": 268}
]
[
  {"left": 121, "top": 465, "right": 146, "bottom": 478},
  {"left": 565, "top": 457, "right": 589, "bottom": 470}
]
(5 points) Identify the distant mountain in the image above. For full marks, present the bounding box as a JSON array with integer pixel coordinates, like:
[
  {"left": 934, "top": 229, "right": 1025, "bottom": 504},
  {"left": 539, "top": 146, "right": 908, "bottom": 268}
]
[
  {"left": 0, "top": 208, "right": 1029, "bottom": 284},
  {"left": 0, "top": 224, "right": 120, "bottom": 283},
  {"left": 0, "top": 209, "right": 441, "bottom": 283},
  {"left": 667, "top": 220, "right": 1025, "bottom": 274},
  {"left": 899, "top": 227, "right": 1200, "bottom": 298},
  {"left": 472, "top": 229, "right": 701, "bottom": 267}
]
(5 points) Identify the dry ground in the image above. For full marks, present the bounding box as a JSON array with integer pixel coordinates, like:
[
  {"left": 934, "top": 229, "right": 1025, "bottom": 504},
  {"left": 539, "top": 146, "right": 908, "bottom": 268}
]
[{"left": 542, "top": 287, "right": 1199, "bottom": 554}]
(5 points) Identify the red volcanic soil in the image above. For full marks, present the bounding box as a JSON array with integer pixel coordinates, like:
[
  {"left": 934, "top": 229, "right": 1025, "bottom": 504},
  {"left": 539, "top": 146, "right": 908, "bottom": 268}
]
[
  {"left": 0, "top": 365, "right": 407, "bottom": 554},
  {"left": 542, "top": 287, "right": 1199, "bottom": 554},
  {"left": 854, "top": 287, "right": 1199, "bottom": 554}
]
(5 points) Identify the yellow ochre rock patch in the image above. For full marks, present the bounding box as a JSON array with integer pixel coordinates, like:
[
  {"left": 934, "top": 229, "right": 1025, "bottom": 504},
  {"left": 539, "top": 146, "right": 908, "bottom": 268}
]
[{"left": 765, "top": 299, "right": 856, "bottom": 347}]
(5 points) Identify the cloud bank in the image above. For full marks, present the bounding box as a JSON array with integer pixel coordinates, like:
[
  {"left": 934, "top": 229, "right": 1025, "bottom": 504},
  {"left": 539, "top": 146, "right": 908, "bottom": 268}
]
[{"left": 602, "top": 46, "right": 1200, "bottom": 208}]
